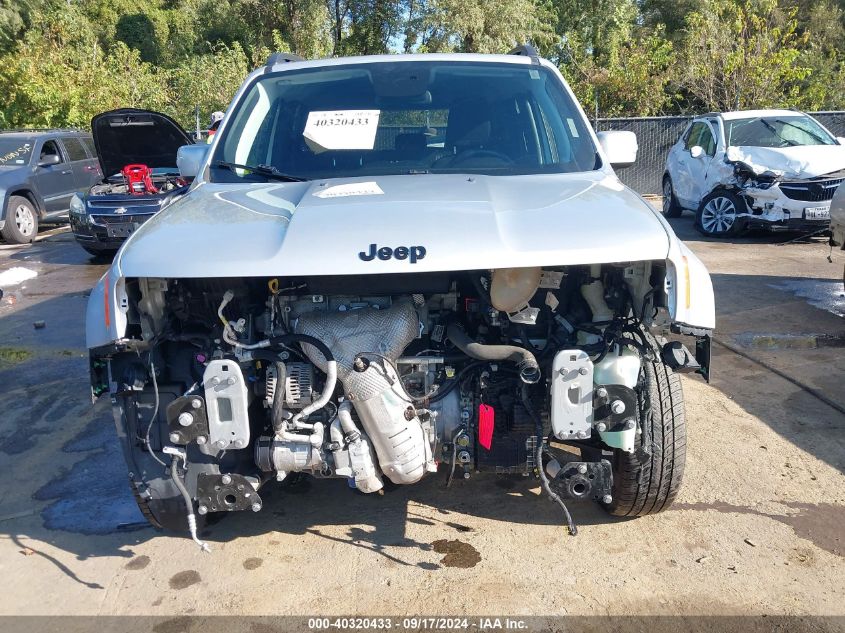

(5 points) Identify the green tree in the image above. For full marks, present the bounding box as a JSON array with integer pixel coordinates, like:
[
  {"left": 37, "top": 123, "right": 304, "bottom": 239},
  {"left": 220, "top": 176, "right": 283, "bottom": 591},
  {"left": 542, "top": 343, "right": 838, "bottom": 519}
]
[{"left": 674, "top": 0, "right": 812, "bottom": 111}]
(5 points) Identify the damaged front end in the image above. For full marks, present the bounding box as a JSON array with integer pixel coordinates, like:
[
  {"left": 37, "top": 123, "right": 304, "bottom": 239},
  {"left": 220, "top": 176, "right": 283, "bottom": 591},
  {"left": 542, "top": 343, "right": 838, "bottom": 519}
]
[
  {"left": 87, "top": 250, "right": 713, "bottom": 547},
  {"left": 733, "top": 162, "right": 841, "bottom": 230},
  {"left": 713, "top": 147, "right": 842, "bottom": 233}
]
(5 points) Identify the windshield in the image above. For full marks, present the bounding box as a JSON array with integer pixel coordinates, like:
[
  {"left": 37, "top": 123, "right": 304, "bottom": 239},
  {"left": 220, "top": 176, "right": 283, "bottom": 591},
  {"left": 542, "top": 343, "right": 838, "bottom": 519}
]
[
  {"left": 212, "top": 61, "right": 598, "bottom": 181},
  {"left": 0, "top": 139, "right": 34, "bottom": 166},
  {"left": 726, "top": 115, "right": 835, "bottom": 148}
]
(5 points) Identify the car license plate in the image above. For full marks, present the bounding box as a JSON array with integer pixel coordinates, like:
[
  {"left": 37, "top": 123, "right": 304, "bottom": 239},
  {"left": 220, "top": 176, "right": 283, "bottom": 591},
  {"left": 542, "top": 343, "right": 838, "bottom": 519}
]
[
  {"left": 804, "top": 206, "right": 830, "bottom": 220},
  {"left": 106, "top": 223, "right": 140, "bottom": 238}
]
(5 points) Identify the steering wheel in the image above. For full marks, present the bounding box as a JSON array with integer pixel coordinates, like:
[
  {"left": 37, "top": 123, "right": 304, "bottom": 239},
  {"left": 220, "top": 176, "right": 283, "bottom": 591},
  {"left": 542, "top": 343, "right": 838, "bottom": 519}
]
[{"left": 446, "top": 149, "right": 514, "bottom": 167}]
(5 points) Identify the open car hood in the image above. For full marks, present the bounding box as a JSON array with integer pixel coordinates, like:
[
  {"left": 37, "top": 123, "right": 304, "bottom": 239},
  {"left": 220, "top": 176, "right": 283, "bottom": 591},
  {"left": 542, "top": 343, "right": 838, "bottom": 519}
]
[
  {"left": 91, "top": 108, "right": 193, "bottom": 178},
  {"left": 115, "top": 172, "right": 671, "bottom": 278}
]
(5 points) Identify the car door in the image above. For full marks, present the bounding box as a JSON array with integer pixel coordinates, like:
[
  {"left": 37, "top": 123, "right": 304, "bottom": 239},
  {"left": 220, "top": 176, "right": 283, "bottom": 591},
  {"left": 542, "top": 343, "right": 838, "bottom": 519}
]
[
  {"left": 671, "top": 121, "right": 718, "bottom": 208},
  {"left": 60, "top": 136, "right": 100, "bottom": 191},
  {"left": 32, "top": 138, "right": 76, "bottom": 216}
]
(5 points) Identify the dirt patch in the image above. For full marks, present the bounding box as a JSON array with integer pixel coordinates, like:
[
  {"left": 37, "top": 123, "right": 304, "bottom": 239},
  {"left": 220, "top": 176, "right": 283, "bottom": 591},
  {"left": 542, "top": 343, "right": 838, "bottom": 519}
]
[
  {"left": 243, "top": 557, "right": 263, "bottom": 570},
  {"left": 431, "top": 539, "right": 481, "bottom": 568},
  {"left": 168, "top": 570, "right": 201, "bottom": 590},
  {"left": 125, "top": 555, "right": 151, "bottom": 570},
  {"left": 0, "top": 347, "right": 32, "bottom": 366}
]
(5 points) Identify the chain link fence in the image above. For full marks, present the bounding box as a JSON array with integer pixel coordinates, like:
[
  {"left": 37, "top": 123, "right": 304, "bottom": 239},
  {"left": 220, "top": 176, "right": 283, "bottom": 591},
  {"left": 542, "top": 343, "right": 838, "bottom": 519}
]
[{"left": 596, "top": 111, "right": 845, "bottom": 195}]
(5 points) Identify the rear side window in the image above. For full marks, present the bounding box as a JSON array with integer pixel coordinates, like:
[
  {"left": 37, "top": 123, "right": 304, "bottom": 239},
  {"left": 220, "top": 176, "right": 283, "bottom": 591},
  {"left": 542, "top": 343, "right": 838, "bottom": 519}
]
[
  {"left": 62, "top": 137, "right": 88, "bottom": 162},
  {"left": 80, "top": 136, "right": 96, "bottom": 158}
]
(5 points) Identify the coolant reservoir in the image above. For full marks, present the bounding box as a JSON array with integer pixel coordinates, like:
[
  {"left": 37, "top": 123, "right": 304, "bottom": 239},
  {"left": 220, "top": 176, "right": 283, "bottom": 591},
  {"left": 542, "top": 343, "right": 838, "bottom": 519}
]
[
  {"left": 593, "top": 345, "right": 641, "bottom": 389},
  {"left": 489, "top": 267, "right": 542, "bottom": 313}
]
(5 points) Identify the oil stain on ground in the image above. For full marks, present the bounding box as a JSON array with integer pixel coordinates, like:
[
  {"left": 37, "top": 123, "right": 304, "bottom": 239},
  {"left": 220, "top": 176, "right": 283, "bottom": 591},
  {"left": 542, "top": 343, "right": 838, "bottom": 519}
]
[
  {"left": 33, "top": 414, "right": 144, "bottom": 534},
  {"left": 169, "top": 570, "right": 201, "bottom": 590},
  {"left": 243, "top": 557, "right": 263, "bottom": 570},
  {"left": 125, "top": 555, "right": 151, "bottom": 570},
  {"left": 431, "top": 539, "right": 481, "bottom": 568}
]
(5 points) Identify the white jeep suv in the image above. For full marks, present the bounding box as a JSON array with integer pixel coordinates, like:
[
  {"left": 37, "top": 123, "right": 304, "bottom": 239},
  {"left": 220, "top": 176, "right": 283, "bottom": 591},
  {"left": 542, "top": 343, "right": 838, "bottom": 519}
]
[
  {"left": 663, "top": 110, "right": 845, "bottom": 237},
  {"left": 86, "top": 48, "right": 714, "bottom": 546}
]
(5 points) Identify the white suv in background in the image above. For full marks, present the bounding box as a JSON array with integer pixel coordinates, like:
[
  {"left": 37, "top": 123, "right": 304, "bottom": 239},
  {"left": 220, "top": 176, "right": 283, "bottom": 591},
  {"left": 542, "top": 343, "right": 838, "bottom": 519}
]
[{"left": 662, "top": 110, "right": 845, "bottom": 237}]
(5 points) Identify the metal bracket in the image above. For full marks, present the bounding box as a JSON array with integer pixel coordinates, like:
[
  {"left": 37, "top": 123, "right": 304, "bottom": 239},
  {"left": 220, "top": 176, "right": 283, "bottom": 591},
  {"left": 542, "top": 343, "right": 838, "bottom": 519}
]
[
  {"left": 594, "top": 384, "right": 638, "bottom": 453},
  {"left": 165, "top": 395, "right": 209, "bottom": 445},
  {"left": 551, "top": 460, "right": 612, "bottom": 501},
  {"left": 196, "top": 473, "right": 262, "bottom": 514},
  {"left": 550, "top": 350, "right": 594, "bottom": 440}
]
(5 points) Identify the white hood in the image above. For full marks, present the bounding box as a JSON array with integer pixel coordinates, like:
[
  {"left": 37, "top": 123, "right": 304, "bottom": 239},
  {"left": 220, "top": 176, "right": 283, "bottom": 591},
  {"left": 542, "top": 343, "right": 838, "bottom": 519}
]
[
  {"left": 115, "top": 172, "right": 671, "bottom": 279},
  {"left": 726, "top": 144, "right": 845, "bottom": 179}
]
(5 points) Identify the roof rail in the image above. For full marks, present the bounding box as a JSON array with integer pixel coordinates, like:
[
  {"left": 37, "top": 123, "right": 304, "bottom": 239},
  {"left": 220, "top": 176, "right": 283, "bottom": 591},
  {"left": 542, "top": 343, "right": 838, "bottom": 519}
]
[
  {"left": 265, "top": 52, "right": 306, "bottom": 67},
  {"left": 508, "top": 44, "right": 540, "bottom": 63},
  {"left": 1, "top": 128, "right": 83, "bottom": 133}
]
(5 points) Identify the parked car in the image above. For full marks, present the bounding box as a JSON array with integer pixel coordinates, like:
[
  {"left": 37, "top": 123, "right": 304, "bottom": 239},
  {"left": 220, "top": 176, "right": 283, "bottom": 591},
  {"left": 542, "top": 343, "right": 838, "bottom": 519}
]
[
  {"left": 0, "top": 129, "right": 101, "bottom": 244},
  {"left": 69, "top": 109, "right": 194, "bottom": 257},
  {"left": 87, "top": 48, "right": 715, "bottom": 545},
  {"left": 663, "top": 110, "right": 845, "bottom": 237}
]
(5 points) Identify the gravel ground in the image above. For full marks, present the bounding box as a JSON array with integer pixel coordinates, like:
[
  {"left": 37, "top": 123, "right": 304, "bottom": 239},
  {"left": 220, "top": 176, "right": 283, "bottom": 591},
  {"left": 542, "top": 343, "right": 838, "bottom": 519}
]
[{"left": 0, "top": 215, "right": 843, "bottom": 626}]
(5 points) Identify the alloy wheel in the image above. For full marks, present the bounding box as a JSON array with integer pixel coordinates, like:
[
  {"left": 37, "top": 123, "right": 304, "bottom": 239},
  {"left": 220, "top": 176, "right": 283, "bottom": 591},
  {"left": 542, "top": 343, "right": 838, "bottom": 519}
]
[
  {"left": 14, "top": 204, "right": 35, "bottom": 237},
  {"left": 700, "top": 196, "right": 736, "bottom": 234},
  {"left": 662, "top": 180, "right": 673, "bottom": 214}
]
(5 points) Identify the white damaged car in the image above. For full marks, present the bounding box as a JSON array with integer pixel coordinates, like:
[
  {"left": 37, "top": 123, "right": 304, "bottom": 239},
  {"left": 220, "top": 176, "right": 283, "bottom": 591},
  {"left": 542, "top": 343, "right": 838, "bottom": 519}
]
[
  {"left": 86, "top": 49, "right": 714, "bottom": 546},
  {"left": 663, "top": 110, "right": 845, "bottom": 237}
]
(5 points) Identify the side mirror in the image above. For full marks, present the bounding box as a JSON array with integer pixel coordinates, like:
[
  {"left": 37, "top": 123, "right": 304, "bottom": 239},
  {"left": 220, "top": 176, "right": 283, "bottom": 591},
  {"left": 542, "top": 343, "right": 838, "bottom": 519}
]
[
  {"left": 597, "top": 130, "right": 638, "bottom": 169},
  {"left": 177, "top": 144, "right": 210, "bottom": 180},
  {"left": 38, "top": 154, "right": 61, "bottom": 167},
  {"left": 690, "top": 145, "right": 705, "bottom": 159}
]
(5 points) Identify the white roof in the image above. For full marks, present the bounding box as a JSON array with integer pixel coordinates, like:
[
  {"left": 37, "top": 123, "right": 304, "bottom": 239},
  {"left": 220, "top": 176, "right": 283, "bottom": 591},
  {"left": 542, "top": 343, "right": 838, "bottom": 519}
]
[{"left": 718, "top": 109, "right": 805, "bottom": 120}]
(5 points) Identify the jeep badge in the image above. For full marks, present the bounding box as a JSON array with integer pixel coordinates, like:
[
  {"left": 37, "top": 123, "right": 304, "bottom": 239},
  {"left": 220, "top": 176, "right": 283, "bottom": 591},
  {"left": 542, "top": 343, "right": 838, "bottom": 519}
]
[{"left": 359, "top": 243, "right": 426, "bottom": 264}]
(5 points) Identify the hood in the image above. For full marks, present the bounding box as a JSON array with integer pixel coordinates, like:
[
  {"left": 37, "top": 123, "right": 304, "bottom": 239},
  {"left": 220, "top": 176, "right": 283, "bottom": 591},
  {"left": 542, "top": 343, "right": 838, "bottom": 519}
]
[
  {"left": 0, "top": 164, "right": 27, "bottom": 180},
  {"left": 115, "top": 172, "right": 671, "bottom": 279},
  {"left": 91, "top": 108, "right": 193, "bottom": 177},
  {"left": 727, "top": 144, "right": 845, "bottom": 179}
]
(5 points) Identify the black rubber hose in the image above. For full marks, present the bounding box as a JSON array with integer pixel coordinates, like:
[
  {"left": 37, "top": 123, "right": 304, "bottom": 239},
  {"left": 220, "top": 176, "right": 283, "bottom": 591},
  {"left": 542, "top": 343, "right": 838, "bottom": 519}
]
[
  {"left": 268, "top": 333, "right": 334, "bottom": 363},
  {"left": 521, "top": 384, "right": 577, "bottom": 536},
  {"left": 446, "top": 322, "right": 540, "bottom": 384}
]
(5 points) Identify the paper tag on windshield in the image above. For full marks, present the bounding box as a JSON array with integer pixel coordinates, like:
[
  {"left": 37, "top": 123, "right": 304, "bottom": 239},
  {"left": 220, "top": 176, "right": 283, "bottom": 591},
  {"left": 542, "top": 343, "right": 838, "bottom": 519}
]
[{"left": 303, "top": 110, "right": 380, "bottom": 153}]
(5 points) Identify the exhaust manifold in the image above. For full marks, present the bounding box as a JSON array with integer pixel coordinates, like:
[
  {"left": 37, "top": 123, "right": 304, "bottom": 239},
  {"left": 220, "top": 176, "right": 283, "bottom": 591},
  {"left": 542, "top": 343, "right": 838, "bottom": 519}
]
[{"left": 295, "top": 300, "right": 433, "bottom": 486}]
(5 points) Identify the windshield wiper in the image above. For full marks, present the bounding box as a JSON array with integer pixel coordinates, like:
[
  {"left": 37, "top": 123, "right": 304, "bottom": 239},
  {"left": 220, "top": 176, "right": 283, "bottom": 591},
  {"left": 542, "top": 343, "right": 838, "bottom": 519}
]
[
  {"left": 760, "top": 119, "right": 798, "bottom": 146},
  {"left": 773, "top": 119, "right": 829, "bottom": 145},
  {"left": 212, "top": 161, "right": 307, "bottom": 182}
]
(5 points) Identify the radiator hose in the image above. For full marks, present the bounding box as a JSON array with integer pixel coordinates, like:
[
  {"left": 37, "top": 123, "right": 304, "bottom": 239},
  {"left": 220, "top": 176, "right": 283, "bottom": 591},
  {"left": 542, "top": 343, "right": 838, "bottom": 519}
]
[{"left": 446, "top": 323, "right": 541, "bottom": 384}]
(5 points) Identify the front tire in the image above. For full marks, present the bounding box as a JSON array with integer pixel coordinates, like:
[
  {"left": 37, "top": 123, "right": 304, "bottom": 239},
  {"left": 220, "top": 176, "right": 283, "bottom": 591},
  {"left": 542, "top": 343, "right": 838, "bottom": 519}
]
[
  {"left": 605, "top": 358, "right": 686, "bottom": 517},
  {"left": 1, "top": 195, "right": 39, "bottom": 244},
  {"left": 696, "top": 190, "right": 746, "bottom": 237},
  {"left": 661, "top": 177, "right": 683, "bottom": 218}
]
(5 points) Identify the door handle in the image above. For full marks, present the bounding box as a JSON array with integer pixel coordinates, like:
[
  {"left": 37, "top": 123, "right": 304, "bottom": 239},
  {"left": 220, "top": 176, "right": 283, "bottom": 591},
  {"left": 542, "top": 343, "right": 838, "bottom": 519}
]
[{"left": 61, "top": 169, "right": 72, "bottom": 175}]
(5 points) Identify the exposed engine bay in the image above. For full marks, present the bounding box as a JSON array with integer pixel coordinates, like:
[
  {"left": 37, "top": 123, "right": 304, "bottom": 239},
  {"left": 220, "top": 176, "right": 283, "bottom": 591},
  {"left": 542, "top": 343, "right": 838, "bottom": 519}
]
[
  {"left": 91, "top": 263, "right": 709, "bottom": 548},
  {"left": 90, "top": 164, "right": 185, "bottom": 197}
]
